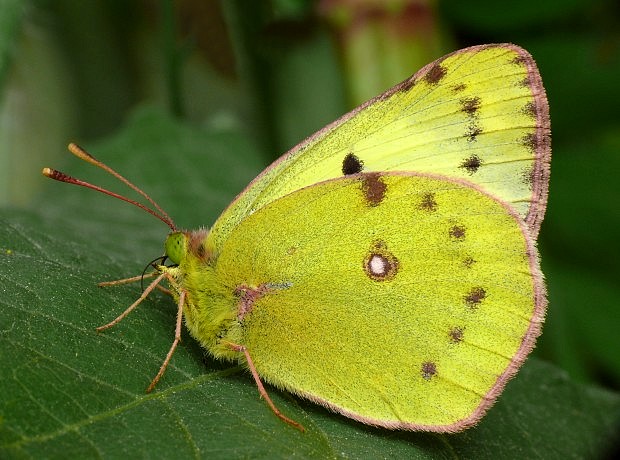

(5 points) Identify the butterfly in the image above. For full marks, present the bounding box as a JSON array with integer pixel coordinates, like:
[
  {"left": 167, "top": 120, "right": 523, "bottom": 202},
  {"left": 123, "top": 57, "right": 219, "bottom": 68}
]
[{"left": 44, "top": 43, "right": 550, "bottom": 432}]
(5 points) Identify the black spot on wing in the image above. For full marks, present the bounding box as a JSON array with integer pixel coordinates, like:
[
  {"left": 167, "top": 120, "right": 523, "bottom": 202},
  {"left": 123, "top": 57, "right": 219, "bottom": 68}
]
[
  {"left": 449, "top": 327, "right": 465, "bottom": 344},
  {"left": 421, "top": 361, "right": 437, "bottom": 380},
  {"left": 523, "top": 101, "right": 537, "bottom": 118},
  {"left": 419, "top": 193, "right": 438, "bottom": 212},
  {"left": 360, "top": 173, "right": 387, "bottom": 207},
  {"left": 449, "top": 224, "right": 466, "bottom": 241},
  {"left": 342, "top": 153, "right": 364, "bottom": 175},
  {"left": 460, "top": 155, "right": 482, "bottom": 175},
  {"left": 461, "top": 96, "right": 481, "bottom": 115},
  {"left": 398, "top": 76, "right": 416, "bottom": 92},
  {"left": 464, "top": 287, "right": 487, "bottom": 309},
  {"left": 425, "top": 63, "right": 447, "bottom": 85},
  {"left": 465, "top": 124, "right": 482, "bottom": 142}
]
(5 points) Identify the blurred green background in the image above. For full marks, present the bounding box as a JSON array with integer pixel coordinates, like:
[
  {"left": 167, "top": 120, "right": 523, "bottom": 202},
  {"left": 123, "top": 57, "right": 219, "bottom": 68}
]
[{"left": 1, "top": 0, "right": 619, "bottom": 455}]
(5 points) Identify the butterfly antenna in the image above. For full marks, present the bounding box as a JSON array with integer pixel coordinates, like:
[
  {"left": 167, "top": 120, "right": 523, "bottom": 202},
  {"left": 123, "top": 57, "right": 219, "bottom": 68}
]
[
  {"left": 67, "top": 143, "right": 175, "bottom": 226},
  {"left": 42, "top": 143, "right": 177, "bottom": 231}
]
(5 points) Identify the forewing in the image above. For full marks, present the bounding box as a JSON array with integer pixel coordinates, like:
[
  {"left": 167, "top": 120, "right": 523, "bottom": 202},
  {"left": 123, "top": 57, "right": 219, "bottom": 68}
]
[{"left": 210, "top": 44, "right": 550, "bottom": 255}]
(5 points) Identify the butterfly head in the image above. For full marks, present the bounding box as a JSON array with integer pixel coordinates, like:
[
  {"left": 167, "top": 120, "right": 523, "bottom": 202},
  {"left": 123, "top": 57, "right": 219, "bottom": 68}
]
[
  {"left": 164, "top": 232, "right": 187, "bottom": 265},
  {"left": 164, "top": 229, "right": 211, "bottom": 266}
]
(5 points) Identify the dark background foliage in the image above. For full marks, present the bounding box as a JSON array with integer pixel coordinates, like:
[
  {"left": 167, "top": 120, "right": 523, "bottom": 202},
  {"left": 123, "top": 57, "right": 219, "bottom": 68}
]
[{"left": 1, "top": 0, "right": 619, "bottom": 458}]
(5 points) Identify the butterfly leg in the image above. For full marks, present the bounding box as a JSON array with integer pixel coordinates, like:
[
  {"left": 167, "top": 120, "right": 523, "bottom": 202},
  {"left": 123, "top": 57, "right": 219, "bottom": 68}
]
[
  {"left": 228, "top": 342, "right": 305, "bottom": 432},
  {"left": 99, "top": 271, "right": 172, "bottom": 295},
  {"left": 98, "top": 272, "right": 157, "bottom": 286},
  {"left": 96, "top": 271, "right": 168, "bottom": 332},
  {"left": 146, "top": 289, "right": 185, "bottom": 393},
  {"left": 97, "top": 269, "right": 183, "bottom": 392}
]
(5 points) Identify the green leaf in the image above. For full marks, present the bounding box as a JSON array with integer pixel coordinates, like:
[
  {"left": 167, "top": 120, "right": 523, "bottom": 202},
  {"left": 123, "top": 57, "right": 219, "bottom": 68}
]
[{"left": 1, "top": 108, "right": 619, "bottom": 459}]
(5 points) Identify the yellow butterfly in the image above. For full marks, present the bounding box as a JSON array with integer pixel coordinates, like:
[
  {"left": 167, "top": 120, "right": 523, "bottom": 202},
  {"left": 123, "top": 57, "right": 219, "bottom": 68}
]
[{"left": 44, "top": 43, "right": 550, "bottom": 432}]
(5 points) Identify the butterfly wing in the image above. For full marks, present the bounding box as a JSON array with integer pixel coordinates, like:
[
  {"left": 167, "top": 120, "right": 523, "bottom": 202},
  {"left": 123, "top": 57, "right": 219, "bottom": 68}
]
[
  {"left": 209, "top": 172, "right": 546, "bottom": 432},
  {"left": 210, "top": 44, "right": 550, "bottom": 255}
]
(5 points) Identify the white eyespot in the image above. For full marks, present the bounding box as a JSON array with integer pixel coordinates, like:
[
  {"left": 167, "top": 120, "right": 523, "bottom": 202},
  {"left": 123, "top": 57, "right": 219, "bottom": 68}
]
[
  {"left": 369, "top": 254, "right": 388, "bottom": 276},
  {"left": 364, "top": 240, "right": 399, "bottom": 281}
]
